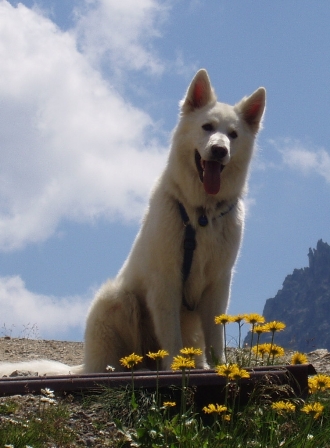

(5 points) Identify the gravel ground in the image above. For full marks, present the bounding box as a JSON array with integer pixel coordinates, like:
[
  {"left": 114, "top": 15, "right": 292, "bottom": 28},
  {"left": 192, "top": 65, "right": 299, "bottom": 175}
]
[
  {"left": 1, "top": 337, "right": 330, "bottom": 447},
  {"left": 2, "top": 337, "right": 330, "bottom": 373},
  {"left": 0, "top": 338, "right": 124, "bottom": 447},
  {"left": 0, "top": 336, "right": 84, "bottom": 364}
]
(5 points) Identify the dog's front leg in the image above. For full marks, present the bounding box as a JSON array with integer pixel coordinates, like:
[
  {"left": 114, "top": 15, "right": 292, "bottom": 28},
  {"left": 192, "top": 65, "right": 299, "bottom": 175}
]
[
  {"left": 199, "top": 275, "right": 232, "bottom": 366},
  {"left": 147, "top": 290, "right": 183, "bottom": 370}
]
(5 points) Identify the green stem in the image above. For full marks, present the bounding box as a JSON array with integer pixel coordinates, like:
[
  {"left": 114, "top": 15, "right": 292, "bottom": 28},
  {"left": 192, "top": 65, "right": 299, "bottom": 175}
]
[
  {"left": 156, "top": 359, "right": 159, "bottom": 407},
  {"left": 224, "top": 378, "right": 229, "bottom": 408},
  {"left": 238, "top": 321, "right": 242, "bottom": 349},
  {"left": 131, "top": 367, "right": 134, "bottom": 396},
  {"left": 223, "top": 324, "right": 227, "bottom": 363},
  {"left": 248, "top": 324, "right": 255, "bottom": 367},
  {"left": 267, "top": 331, "right": 275, "bottom": 365},
  {"left": 180, "top": 367, "right": 187, "bottom": 438},
  {"left": 255, "top": 333, "right": 261, "bottom": 365}
]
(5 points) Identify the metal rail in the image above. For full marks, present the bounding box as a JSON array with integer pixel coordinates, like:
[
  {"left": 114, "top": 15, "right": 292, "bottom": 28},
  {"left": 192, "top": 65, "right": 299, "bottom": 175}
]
[{"left": 0, "top": 364, "right": 316, "bottom": 407}]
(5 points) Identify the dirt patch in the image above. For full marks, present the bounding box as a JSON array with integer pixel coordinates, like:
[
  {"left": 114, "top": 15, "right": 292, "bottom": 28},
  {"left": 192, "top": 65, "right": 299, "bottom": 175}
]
[{"left": 0, "top": 337, "right": 84, "bottom": 365}]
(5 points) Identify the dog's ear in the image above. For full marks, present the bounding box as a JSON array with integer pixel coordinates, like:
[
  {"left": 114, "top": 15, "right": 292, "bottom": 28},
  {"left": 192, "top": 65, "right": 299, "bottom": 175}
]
[
  {"left": 237, "top": 87, "right": 266, "bottom": 134},
  {"left": 180, "top": 69, "right": 217, "bottom": 114}
]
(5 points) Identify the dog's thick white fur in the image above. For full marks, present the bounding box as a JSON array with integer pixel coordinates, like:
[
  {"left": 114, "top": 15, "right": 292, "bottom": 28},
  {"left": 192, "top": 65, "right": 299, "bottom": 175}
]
[{"left": 0, "top": 70, "right": 265, "bottom": 376}]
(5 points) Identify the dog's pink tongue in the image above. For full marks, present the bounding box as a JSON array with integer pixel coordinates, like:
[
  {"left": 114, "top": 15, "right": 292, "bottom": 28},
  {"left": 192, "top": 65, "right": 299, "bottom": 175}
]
[{"left": 203, "top": 161, "right": 221, "bottom": 195}]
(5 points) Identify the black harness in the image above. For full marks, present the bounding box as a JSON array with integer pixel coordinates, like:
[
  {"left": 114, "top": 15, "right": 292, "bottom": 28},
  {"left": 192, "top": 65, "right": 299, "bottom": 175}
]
[{"left": 178, "top": 200, "right": 238, "bottom": 311}]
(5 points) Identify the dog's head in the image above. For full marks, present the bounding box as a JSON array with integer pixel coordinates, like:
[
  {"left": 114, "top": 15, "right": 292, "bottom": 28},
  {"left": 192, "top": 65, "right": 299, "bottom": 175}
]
[{"left": 178, "top": 69, "right": 266, "bottom": 196}]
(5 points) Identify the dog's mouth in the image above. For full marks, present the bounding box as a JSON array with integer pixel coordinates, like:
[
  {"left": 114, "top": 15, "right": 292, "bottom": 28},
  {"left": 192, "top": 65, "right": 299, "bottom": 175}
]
[{"left": 195, "top": 150, "right": 224, "bottom": 195}]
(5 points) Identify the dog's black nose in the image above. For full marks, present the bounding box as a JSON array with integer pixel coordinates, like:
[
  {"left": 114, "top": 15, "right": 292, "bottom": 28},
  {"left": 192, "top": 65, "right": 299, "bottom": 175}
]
[{"left": 211, "top": 145, "right": 228, "bottom": 160}]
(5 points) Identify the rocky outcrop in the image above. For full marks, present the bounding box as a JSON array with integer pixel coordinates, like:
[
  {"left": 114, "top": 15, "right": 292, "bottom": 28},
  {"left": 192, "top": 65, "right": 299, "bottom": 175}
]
[{"left": 246, "top": 240, "right": 330, "bottom": 352}]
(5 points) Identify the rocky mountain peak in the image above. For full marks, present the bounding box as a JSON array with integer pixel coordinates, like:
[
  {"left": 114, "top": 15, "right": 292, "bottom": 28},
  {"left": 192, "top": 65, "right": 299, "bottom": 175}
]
[{"left": 248, "top": 240, "right": 330, "bottom": 352}]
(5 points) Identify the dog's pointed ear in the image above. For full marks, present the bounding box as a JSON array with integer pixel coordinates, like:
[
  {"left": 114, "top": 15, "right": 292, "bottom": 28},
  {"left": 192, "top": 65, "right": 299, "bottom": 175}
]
[
  {"left": 236, "top": 87, "right": 266, "bottom": 134},
  {"left": 180, "top": 69, "right": 217, "bottom": 114}
]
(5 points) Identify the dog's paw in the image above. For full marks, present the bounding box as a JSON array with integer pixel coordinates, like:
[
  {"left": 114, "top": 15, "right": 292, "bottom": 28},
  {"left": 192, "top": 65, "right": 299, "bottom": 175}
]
[{"left": 195, "top": 361, "right": 210, "bottom": 370}]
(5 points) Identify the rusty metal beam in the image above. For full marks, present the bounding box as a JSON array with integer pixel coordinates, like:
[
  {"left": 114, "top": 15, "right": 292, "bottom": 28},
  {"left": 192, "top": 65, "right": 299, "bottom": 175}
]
[{"left": 0, "top": 364, "right": 316, "bottom": 407}]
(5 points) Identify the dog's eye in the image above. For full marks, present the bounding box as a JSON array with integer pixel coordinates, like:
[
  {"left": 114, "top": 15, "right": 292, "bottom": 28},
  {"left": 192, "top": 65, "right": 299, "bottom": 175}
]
[
  {"left": 202, "top": 123, "right": 214, "bottom": 132},
  {"left": 228, "top": 130, "right": 238, "bottom": 139}
]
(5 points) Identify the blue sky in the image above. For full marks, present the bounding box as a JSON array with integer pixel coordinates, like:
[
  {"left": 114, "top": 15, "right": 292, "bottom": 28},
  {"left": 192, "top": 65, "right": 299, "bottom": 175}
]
[{"left": 0, "top": 0, "right": 329, "bottom": 343}]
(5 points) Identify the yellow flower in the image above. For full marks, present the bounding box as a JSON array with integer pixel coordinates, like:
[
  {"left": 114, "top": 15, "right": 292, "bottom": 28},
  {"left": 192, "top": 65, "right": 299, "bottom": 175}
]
[
  {"left": 202, "top": 403, "right": 227, "bottom": 414},
  {"left": 146, "top": 350, "right": 169, "bottom": 360},
  {"left": 264, "top": 321, "right": 286, "bottom": 333},
  {"left": 269, "top": 344, "right": 285, "bottom": 358},
  {"left": 180, "top": 347, "right": 203, "bottom": 357},
  {"left": 231, "top": 314, "right": 245, "bottom": 323},
  {"left": 244, "top": 313, "right": 265, "bottom": 325},
  {"left": 301, "top": 402, "right": 324, "bottom": 419},
  {"left": 229, "top": 367, "right": 250, "bottom": 381},
  {"left": 120, "top": 353, "right": 143, "bottom": 369},
  {"left": 214, "top": 314, "right": 234, "bottom": 325},
  {"left": 308, "top": 374, "right": 330, "bottom": 394},
  {"left": 215, "top": 363, "right": 248, "bottom": 381},
  {"left": 215, "top": 363, "right": 237, "bottom": 378},
  {"left": 171, "top": 355, "right": 195, "bottom": 371},
  {"left": 271, "top": 400, "right": 296, "bottom": 415},
  {"left": 252, "top": 343, "right": 271, "bottom": 356},
  {"left": 308, "top": 378, "right": 317, "bottom": 394},
  {"left": 222, "top": 413, "right": 231, "bottom": 422},
  {"left": 253, "top": 324, "right": 270, "bottom": 334},
  {"left": 163, "top": 401, "right": 176, "bottom": 408},
  {"left": 291, "top": 352, "right": 308, "bottom": 365}
]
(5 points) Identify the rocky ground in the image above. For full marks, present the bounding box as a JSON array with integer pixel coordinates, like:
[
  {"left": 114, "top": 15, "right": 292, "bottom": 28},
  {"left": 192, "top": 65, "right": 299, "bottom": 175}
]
[
  {"left": 0, "top": 338, "right": 121, "bottom": 447},
  {"left": 2, "top": 337, "right": 330, "bottom": 373},
  {"left": 0, "top": 336, "right": 84, "bottom": 364},
  {"left": 1, "top": 337, "right": 330, "bottom": 447}
]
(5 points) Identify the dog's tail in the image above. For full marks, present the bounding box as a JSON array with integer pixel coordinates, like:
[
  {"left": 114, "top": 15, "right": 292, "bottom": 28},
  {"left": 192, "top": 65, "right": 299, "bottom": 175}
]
[{"left": 0, "top": 360, "right": 84, "bottom": 377}]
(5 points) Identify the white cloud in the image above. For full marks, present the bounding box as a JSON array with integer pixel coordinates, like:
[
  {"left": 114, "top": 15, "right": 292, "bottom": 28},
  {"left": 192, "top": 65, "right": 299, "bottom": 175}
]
[
  {"left": 0, "top": 275, "right": 89, "bottom": 340},
  {"left": 0, "top": 1, "right": 168, "bottom": 251},
  {"left": 273, "top": 138, "right": 330, "bottom": 183},
  {"left": 73, "top": 0, "right": 167, "bottom": 74}
]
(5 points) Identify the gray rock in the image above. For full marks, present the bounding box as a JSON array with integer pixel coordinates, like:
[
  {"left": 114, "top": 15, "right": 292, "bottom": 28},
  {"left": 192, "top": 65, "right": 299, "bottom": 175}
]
[
  {"left": 244, "top": 240, "right": 330, "bottom": 352},
  {"left": 9, "top": 370, "right": 38, "bottom": 377}
]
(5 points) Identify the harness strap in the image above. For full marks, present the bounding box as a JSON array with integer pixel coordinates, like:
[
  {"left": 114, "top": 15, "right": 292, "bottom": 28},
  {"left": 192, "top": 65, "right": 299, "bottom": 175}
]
[
  {"left": 178, "top": 202, "right": 196, "bottom": 284},
  {"left": 178, "top": 199, "right": 238, "bottom": 312},
  {"left": 178, "top": 202, "right": 196, "bottom": 311}
]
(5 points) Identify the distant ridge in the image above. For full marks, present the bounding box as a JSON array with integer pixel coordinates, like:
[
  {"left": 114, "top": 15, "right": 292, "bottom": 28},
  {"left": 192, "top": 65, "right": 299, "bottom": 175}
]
[{"left": 245, "top": 240, "right": 330, "bottom": 352}]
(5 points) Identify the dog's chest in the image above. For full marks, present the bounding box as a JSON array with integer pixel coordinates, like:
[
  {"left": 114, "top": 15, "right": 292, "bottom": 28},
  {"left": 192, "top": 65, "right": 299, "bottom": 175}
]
[
  {"left": 195, "top": 219, "right": 232, "bottom": 268},
  {"left": 184, "top": 213, "right": 242, "bottom": 298}
]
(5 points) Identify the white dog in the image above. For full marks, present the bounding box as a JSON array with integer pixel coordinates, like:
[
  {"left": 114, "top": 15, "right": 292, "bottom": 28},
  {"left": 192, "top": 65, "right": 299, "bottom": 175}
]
[{"left": 0, "top": 70, "right": 265, "bottom": 376}]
